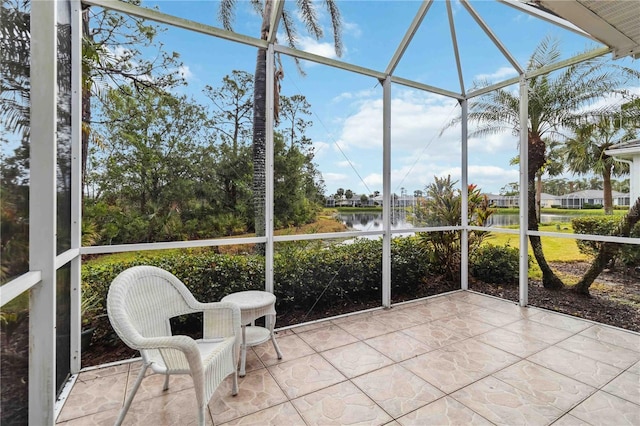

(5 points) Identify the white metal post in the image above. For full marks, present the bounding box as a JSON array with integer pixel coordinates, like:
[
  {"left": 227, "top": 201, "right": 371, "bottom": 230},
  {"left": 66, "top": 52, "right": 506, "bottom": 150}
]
[
  {"left": 70, "top": 0, "right": 83, "bottom": 374},
  {"left": 29, "top": 0, "right": 58, "bottom": 422},
  {"left": 518, "top": 77, "right": 529, "bottom": 306},
  {"left": 265, "top": 43, "right": 275, "bottom": 327},
  {"left": 382, "top": 76, "right": 391, "bottom": 308},
  {"left": 460, "top": 99, "right": 469, "bottom": 290}
]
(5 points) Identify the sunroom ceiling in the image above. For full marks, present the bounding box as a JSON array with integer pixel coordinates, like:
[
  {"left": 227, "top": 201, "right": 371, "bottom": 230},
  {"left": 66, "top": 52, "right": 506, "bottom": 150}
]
[{"left": 533, "top": 0, "right": 640, "bottom": 59}]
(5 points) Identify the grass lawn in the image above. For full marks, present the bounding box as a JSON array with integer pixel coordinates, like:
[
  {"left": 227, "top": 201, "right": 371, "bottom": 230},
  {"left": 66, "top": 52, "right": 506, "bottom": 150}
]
[{"left": 485, "top": 223, "right": 589, "bottom": 263}]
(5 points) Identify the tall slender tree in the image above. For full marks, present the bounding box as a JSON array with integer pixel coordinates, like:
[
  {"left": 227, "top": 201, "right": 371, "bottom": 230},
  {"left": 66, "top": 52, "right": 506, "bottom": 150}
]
[
  {"left": 564, "top": 114, "right": 635, "bottom": 214},
  {"left": 217, "top": 0, "right": 342, "bottom": 249},
  {"left": 464, "top": 37, "right": 639, "bottom": 289}
]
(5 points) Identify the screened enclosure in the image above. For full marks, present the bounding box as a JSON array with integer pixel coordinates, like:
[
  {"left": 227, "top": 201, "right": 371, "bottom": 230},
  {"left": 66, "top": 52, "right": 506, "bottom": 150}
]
[{"left": 1, "top": 0, "right": 639, "bottom": 424}]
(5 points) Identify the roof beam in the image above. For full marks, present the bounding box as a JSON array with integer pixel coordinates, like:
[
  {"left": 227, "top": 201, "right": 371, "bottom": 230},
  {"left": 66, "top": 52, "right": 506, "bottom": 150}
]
[
  {"left": 461, "top": 0, "right": 524, "bottom": 75},
  {"left": 446, "top": 0, "right": 465, "bottom": 96},
  {"left": 385, "top": 0, "right": 434, "bottom": 76},
  {"left": 391, "top": 75, "right": 464, "bottom": 100},
  {"left": 274, "top": 45, "right": 386, "bottom": 80},
  {"left": 83, "top": 0, "right": 268, "bottom": 49},
  {"left": 267, "top": 0, "right": 285, "bottom": 44}
]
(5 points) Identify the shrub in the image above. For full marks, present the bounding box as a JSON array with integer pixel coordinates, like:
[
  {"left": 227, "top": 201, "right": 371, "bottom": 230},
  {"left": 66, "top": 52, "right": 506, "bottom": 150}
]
[
  {"left": 572, "top": 216, "right": 620, "bottom": 257},
  {"left": 582, "top": 203, "right": 603, "bottom": 209},
  {"left": 470, "top": 244, "right": 524, "bottom": 285},
  {"left": 572, "top": 216, "right": 640, "bottom": 268}
]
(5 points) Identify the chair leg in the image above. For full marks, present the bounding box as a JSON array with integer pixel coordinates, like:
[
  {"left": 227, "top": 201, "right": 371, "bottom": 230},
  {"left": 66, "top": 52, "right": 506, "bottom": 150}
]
[
  {"left": 163, "top": 374, "right": 170, "bottom": 391},
  {"left": 232, "top": 370, "right": 238, "bottom": 396},
  {"left": 271, "top": 333, "right": 283, "bottom": 360},
  {"left": 198, "top": 404, "right": 206, "bottom": 426},
  {"left": 115, "top": 362, "right": 149, "bottom": 426}
]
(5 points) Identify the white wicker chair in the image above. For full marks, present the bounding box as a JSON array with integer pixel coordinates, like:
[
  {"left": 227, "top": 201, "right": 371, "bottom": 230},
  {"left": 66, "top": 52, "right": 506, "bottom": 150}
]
[{"left": 107, "top": 265, "right": 241, "bottom": 426}]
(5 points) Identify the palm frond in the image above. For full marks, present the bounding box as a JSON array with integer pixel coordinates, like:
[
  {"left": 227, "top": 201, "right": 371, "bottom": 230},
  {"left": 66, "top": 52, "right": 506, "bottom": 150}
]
[
  {"left": 296, "top": 0, "right": 322, "bottom": 39},
  {"left": 217, "top": 0, "right": 236, "bottom": 31},
  {"left": 324, "top": 0, "right": 343, "bottom": 57}
]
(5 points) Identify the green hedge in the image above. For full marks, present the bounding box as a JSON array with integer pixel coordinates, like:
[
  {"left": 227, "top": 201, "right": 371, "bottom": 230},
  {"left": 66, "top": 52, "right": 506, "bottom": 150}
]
[{"left": 83, "top": 237, "right": 521, "bottom": 330}]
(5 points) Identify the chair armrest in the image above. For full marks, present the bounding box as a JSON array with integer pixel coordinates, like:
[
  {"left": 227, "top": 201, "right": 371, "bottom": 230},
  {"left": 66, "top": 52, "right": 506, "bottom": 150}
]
[
  {"left": 196, "top": 302, "right": 241, "bottom": 340},
  {"left": 134, "top": 334, "right": 198, "bottom": 353},
  {"left": 135, "top": 334, "right": 205, "bottom": 374}
]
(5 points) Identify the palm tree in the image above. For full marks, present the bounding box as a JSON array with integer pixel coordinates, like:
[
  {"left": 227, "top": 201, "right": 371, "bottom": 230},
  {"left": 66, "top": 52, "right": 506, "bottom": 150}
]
[
  {"left": 217, "top": 0, "right": 342, "bottom": 248},
  {"left": 564, "top": 115, "right": 634, "bottom": 214},
  {"left": 466, "top": 37, "right": 639, "bottom": 289}
]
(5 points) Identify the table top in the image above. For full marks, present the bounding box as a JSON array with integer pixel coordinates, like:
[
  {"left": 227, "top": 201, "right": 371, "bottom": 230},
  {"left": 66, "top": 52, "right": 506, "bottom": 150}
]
[{"left": 221, "top": 290, "right": 276, "bottom": 310}]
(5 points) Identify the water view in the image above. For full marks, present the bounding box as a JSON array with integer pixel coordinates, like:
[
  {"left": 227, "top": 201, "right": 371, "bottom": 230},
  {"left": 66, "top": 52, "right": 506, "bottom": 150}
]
[{"left": 337, "top": 211, "right": 577, "bottom": 231}]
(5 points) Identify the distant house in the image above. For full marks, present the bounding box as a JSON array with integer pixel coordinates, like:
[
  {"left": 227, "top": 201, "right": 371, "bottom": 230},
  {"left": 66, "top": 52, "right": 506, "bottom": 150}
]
[
  {"left": 540, "top": 193, "right": 560, "bottom": 208},
  {"left": 559, "top": 190, "right": 630, "bottom": 208},
  {"left": 325, "top": 194, "right": 378, "bottom": 208},
  {"left": 605, "top": 138, "right": 640, "bottom": 204},
  {"left": 486, "top": 193, "right": 519, "bottom": 208}
]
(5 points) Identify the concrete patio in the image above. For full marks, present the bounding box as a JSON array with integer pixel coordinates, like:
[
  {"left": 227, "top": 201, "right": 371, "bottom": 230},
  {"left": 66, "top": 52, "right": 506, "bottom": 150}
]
[{"left": 55, "top": 291, "right": 640, "bottom": 425}]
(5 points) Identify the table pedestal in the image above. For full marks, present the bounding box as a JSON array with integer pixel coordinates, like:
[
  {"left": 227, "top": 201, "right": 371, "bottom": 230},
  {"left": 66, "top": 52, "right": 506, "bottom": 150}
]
[{"left": 221, "top": 291, "right": 283, "bottom": 377}]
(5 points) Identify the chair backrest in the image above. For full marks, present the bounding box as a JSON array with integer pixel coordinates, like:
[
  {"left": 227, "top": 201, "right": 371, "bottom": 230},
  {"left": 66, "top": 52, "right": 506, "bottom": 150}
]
[{"left": 107, "top": 265, "right": 198, "bottom": 350}]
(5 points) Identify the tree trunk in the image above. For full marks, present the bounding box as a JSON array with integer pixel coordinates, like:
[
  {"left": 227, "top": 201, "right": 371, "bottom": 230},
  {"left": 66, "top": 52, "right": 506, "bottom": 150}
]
[
  {"left": 252, "top": 1, "right": 271, "bottom": 254},
  {"left": 536, "top": 172, "right": 542, "bottom": 222},
  {"left": 573, "top": 197, "right": 640, "bottom": 294},
  {"left": 82, "top": 8, "right": 91, "bottom": 198},
  {"left": 603, "top": 166, "right": 613, "bottom": 215},
  {"left": 528, "top": 132, "right": 564, "bottom": 289}
]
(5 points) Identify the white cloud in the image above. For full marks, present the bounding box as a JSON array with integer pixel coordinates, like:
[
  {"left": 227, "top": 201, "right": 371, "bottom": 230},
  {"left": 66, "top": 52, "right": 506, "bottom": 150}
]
[
  {"left": 333, "top": 89, "right": 460, "bottom": 153},
  {"left": 474, "top": 66, "right": 518, "bottom": 82},
  {"left": 468, "top": 132, "right": 517, "bottom": 154},
  {"left": 343, "top": 21, "right": 362, "bottom": 38},
  {"left": 332, "top": 88, "right": 377, "bottom": 103},
  {"left": 363, "top": 173, "right": 382, "bottom": 190},
  {"left": 337, "top": 160, "right": 356, "bottom": 168},
  {"left": 177, "top": 65, "right": 194, "bottom": 81},
  {"left": 297, "top": 36, "right": 340, "bottom": 59}
]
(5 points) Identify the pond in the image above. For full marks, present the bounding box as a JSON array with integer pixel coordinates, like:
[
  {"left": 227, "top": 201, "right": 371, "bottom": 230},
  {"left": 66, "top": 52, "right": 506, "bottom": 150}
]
[{"left": 336, "top": 211, "right": 577, "bottom": 231}]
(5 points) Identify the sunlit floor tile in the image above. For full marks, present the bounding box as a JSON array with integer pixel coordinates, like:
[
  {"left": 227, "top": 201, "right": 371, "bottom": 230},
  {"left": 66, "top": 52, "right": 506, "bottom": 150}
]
[
  {"left": 57, "top": 373, "right": 127, "bottom": 423},
  {"left": 528, "top": 345, "right": 621, "bottom": 388},
  {"left": 267, "top": 353, "right": 346, "bottom": 399},
  {"left": 569, "top": 390, "right": 640, "bottom": 426},
  {"left": 601, "top": 371, "right": 640, "bottom": 404},
  {"left": 475, "top": 328, "right": 551, "bottom": 357},
  {"left": 527, "top": 311, "right": 592, "bottom": 333},
  {"left": 401, "top": 322, "right": 467, "bottom": 348},
  {"left": 218, "top": 402, "right": 305, "bottom": 426},
  {"left": 297, "top": 324, "right": 358, "bottom": 352},
  {"left": 335, "top": 315, "right": 398, "bottom": 339},
  {"left": 252, "top": 333, "right": 315, "bottom": 367},
  {"left": 208, "top": 368, "right": 287, "bottom": 425},
  {"left": 321, "top": 341, "right": 393, "bottom": 378},
  {"left": 578, "top": 324, "right": 640, "bottom": 352},
  {"left": 352, "top": 364, "right": 444, "bottom": 418},
  {"left": 493, "top": 360, "right": 595, "bottom": 411},
  {"left": 396, "top": 396, "right": 493, "bottom": 426},
  {"left": 401, "top": 339, "right": 519, "bottom": 393},
  {"left": 451, "top": 376, "right": 563, "bottom": 425},
  {"left": 503, "top": 319, "right": 573, "bottom": 344},
  {"left": 291, "top": 381, "right": 392, "bottom": 426},
  {"left": 556, "top": 335, "right": 640, "bottom": 369},
  {"left": 364, "top": 330, "right": 434, "bottom": 362},
  {"left": 431, "top": 314, "right": 497, "bottom": 337}
]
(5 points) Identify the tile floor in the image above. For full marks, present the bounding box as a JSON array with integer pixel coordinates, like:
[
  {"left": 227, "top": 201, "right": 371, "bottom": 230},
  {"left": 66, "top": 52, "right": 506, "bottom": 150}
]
[{"left": 56, "top": 291, "right": 640, "bottom": 425}]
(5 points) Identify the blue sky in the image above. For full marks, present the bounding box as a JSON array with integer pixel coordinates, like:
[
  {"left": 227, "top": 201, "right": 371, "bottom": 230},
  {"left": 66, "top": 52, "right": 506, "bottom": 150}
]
[{"left": 140, "top": 0, "right": 638, "bottom": 196}]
